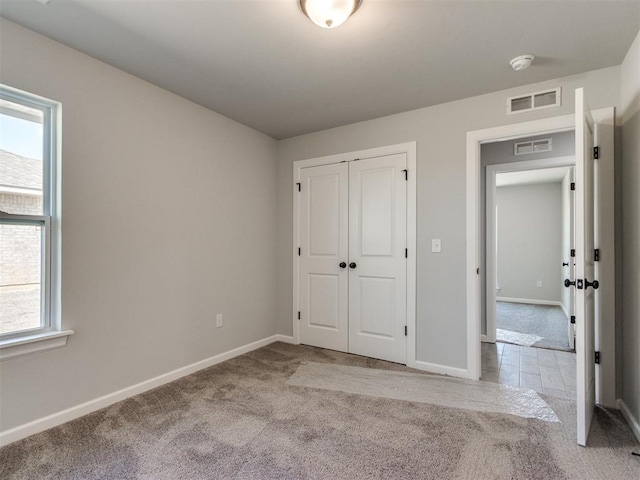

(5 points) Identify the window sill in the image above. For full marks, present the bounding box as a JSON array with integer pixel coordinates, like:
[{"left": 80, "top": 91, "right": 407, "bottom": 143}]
[{"left": 0, "top": 330, "right": 74, "bottom": 361}]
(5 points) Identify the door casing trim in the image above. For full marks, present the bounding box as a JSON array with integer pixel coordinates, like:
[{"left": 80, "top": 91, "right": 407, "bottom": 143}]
[
  {"left": 485, "top": 155, "right": 575, "bottom": 344},
  {"left": 466, "top": 108, "right": 616, "bottom": 409},
  {"left": 292, "top": 142, "right": 417, "bottom": 367}
]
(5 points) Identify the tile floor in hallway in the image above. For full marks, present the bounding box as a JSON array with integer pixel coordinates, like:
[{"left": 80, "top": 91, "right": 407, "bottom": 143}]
[{"left": 481, "top": 341, "right": 576, "bottom": 399}]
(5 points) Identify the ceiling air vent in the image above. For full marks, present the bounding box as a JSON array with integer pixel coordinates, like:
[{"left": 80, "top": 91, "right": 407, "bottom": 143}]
[
  {"left": 507, "top": 87, "right": 561, "bottom": 115},
  {"left": 514, "top": 138, "right": 552, "bottom": 156}
]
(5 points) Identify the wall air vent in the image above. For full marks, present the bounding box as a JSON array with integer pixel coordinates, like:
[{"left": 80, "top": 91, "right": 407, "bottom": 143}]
[
  {"left": 507, "top": 87, "right": 561, "bottom": 115},
  {"left": 514, "top": 138, "right": 552, "bottom": 156}
]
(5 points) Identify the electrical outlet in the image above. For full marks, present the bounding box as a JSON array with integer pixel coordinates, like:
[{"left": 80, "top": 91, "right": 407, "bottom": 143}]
[
  {"left": 536, "top": 281, "right": 543, "bottom": 288},
  {"left": 216, "top": 313, "right": 223, "bottom": 328}
]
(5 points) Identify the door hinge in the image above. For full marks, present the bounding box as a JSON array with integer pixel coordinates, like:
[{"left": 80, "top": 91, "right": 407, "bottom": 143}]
[
  {"left": 298, "top": 247, "right": 301, "bottom": 256},
  {"left": 593, "top": 146, "right": 599, "bottom": 159},
  {"left": 570, "top": 182, "right": 575, "bottom": 191},
  {"left": 404, "top": 325, "right": 408, "bottom": 336},
  {"left": 402, "top": 169, "right": 408, "bottom": 181},
  {"left": 297, "top": 311, "right": 301, "bottom": 320},
  {"left": 570, "top": 315, "right": 576, "bottom": 324},
  {"left": 595, "top": 351, "right": 600, "bottom": 364},
  {"left": 405, "top": 248, "right": 408, "bottom": 258},
  {"left": 296, "top": 182, "right": 301, "bottom": 192},
  {"left": 594, "top": 249, "right": 600, "bottom": 262},
  {"left": 570, "top": 249, "right": 575, "bottom": 258}
]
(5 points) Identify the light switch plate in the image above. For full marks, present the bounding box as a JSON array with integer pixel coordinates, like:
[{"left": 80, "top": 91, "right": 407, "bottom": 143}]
[{"left": 432, "top": 239, "right": 441, "bottom": 253}]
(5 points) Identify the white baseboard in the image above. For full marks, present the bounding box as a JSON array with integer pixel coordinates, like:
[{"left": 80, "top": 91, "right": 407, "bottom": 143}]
[
  {"left": 497, "top": 297, "right": 563, "bottom": 308},
  {"left": 560, "top": 302, "right": 569, "bottom": 319},
  {"left": 273, "top": 334, "right": 297, "bottom": 344},
  {"left": 618, "top": 398, "right": 640, "bottom": 443},
  {"left": 0, "top": 334, "right": 285, "bottom": 448},
  {"left": 410, "top": 360, "right": 476, "bottom": 380}
]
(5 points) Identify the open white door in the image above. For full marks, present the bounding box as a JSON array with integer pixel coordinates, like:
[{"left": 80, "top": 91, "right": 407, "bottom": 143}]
[{"left": 574, "top": 88, "right": 597, "bottom": 447}]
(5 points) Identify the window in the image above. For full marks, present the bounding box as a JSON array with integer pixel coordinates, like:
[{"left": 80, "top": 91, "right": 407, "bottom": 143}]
[{"left": 0, "top": 85, "right": 70, "bottom": 359}]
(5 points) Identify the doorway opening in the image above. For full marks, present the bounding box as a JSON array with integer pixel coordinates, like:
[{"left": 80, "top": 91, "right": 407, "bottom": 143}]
[
  {"left": 479, "top": 131, "right": 577, "bottom": 400},
  {"left": 466, "top": 97, "right": 616, "bottom": 446},
  {"left": 484, "top": 131, "right": 576, "bottom": 352}
]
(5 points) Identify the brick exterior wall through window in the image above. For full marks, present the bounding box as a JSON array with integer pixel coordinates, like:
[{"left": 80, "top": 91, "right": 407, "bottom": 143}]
[{"left": 1, "top": 149, "right": 44, "bottom": 287}]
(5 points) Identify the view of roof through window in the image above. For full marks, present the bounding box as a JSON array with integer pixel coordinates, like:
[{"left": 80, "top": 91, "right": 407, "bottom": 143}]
[{"left": 0, "top": 99, "right": 44, "bottom": 214}]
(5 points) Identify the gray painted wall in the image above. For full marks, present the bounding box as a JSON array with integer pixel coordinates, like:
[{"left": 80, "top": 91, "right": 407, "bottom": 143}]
[
  {"left": 481, "top": 132, "right": 575, "bottom": 167},
  {"left": 0, "top": 20, "right": 280, "bottom": 432},
  {"left": 278, "top": 66, "right": 621, "bottom": 370},
  {"left": 620, "top": 31, "right": 640, "bottom": 437},
  {"left": 495, "top": 183, "right": 562, "bottom": 302}
]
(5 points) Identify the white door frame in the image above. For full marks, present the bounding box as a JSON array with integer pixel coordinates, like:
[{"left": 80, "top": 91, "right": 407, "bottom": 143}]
[
  {"left": 466, "top": 108, "right": 616, "bottom": 409},
  {"left": 292, "top": 142, "right": 417, "bottom": 366},
  {"left": 485, "top": 156, "right": 575, "bottom": 344}
]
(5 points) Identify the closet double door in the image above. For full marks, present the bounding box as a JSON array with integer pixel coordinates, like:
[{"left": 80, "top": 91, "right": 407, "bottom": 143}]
[{"left": 298, "top": 154, "right": 407, "bottom": 364}]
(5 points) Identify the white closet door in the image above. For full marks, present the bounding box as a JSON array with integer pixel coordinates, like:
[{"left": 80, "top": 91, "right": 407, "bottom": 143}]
[
  {"left": 348, "top": 154, "right": 407, "bottom": 364},
  {"left": 299, "top": 163, "right": 349, "bottom": 352}
]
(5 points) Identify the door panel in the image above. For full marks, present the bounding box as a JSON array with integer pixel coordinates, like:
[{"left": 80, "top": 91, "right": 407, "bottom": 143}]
[
  {"left": 575, "top": 88, "right": 596, "bottom": 447},
  {"left": 360, "top": 169, "right": 394, "bottom": 255},
  {"left": 349, "top": 154, "right": 407, "bottom": 364},
  {"left": 308, "top": 274, "right": 340, "bottom": 329},
  {"left": 299, "top": 163, "right": 349, "bottom": 351},
  {"left": 359, "top": 276, "right": 396, "bottom": 337},
  {"left": 309, "top": 174, "right": 341, "bottom": 256}
]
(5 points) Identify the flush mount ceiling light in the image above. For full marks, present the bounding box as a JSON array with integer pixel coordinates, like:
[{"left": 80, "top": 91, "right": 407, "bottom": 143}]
[
  {"left": 299, "top": 0, "right": 362, "bottom": 29},
  {"left": 510, "top": 55, "right": 535, "bottom": 71}
]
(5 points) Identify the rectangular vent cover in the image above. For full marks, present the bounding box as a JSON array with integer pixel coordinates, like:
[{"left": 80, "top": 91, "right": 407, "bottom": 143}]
[
  {"left": 507, "top": 87, "right": 561, "bottom": 114},
  {"left": 514, "top": 138, "right": 552, "bottom": 156}
]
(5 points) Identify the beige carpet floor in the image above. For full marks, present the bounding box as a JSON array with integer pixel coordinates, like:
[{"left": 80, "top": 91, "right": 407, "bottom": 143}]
[{"left": 1, "top": 342, "right": 639, "bottom": 479}]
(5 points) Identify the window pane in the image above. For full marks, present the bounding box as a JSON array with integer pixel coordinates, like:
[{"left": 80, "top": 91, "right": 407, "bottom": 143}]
[
  {"left": 0, "top": 99, "right": 45, "bottom": 215},
  {"left": 0, "top": 222, "right": 43, "bottom": 334}
]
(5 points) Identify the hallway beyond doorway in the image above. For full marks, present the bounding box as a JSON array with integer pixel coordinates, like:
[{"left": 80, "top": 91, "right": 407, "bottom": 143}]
[{"left": 496, "top": 301, "right": 571, "bottom": 351}]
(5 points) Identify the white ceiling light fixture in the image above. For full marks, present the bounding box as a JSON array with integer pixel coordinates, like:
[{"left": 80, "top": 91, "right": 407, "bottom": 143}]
[
  {"left": 510, "top": 55, "right": 535, "bottom": 71},
  {"left": 299, "top": 0, "right": 362, "bottom": 29}
]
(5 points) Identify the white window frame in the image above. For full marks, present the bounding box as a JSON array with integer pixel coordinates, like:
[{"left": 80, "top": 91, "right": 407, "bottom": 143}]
[{"left": 0, "top": 85, "right": 72, "bottom": 360}]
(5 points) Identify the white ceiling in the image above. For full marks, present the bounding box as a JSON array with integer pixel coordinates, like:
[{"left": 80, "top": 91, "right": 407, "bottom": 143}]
[
  {"left": 1, "top": 1, "right": 639, "bottom": 139},
  {"left": 497, "top": 167, "right": 571, "bottom": 187}
]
